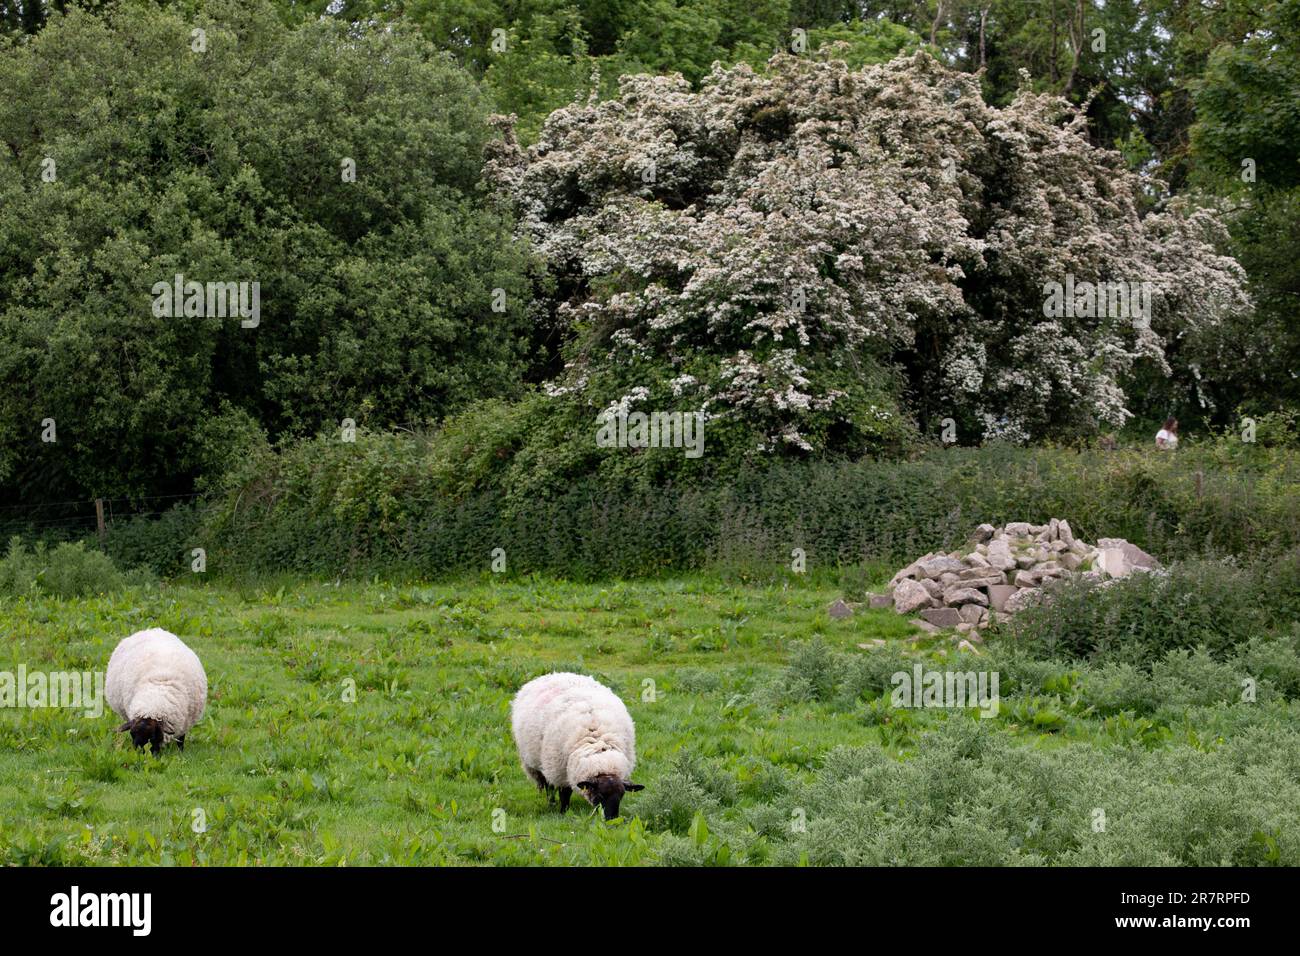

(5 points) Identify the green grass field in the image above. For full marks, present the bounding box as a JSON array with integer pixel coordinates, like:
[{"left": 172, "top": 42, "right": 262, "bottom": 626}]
[{"left": 3, "top": 573, "right": 1297, "bottom": 866}]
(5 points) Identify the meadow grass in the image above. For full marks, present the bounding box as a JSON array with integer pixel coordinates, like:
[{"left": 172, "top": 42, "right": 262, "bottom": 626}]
[{"left": 1, "top": 572, "right": 1295, "bottom": 865}]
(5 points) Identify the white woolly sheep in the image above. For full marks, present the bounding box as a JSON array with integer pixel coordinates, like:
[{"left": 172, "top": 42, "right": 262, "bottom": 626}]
[
  {"left": 511, "top": 672, "right": 644, "bottom": 820},
  {"left": 106, "top": 628, "right": 207, "bottom": 755}
]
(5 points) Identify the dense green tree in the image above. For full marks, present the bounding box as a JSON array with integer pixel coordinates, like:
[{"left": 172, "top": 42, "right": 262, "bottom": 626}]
[
  {"left": 0, "top": 0, "right": 533, "bottom": 501},
  {"left": 1181, "top": 0, "right": 1300, "bottom": 418}
]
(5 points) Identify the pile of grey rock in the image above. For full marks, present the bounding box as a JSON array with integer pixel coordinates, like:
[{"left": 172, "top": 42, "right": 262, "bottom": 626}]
[{"left": 837, "top": 520, "right": 1158, "bottom": 644}]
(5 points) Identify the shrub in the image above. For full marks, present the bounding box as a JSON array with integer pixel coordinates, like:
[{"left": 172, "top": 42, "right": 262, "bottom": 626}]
[
  {"left": 1004, "top": 550, "right": 1300, "bottom": 666},
  {"left": 185, "top": 433, "right": 1300, "bottom": 580},
  {"left": 773, "top": 719, "right": 1300, "bottom": 865},
  {"left": 104, "top": 503, "right": 205, "bottom": 578},
  {"left": 637, "top": 775, "right": 719, "bottom": 836},
  {"left": 0, "top": 538, "right": 144, "bottom": 598}
]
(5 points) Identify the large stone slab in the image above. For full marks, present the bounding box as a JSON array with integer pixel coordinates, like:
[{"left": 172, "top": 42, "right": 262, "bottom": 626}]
[
  {"left": 920, "top": 556, "right": 967, "bottom": 579},
  {"left": 919, "top": 607, "right": 963, "bottom": 628},
  {"left": 958, "top": 572, "right": 1007, "bottom": 589},
  {"left": 1095, "top": 547, "right": 1132, "bottom": 579},
  {"left": 1097, "top": 538, "right": 1159, "bottom": 570}
]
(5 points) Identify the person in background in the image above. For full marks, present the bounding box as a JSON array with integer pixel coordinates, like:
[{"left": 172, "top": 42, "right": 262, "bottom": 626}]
[{"left": 1155, "top": 417, "right": 1179, "bottom": 450}]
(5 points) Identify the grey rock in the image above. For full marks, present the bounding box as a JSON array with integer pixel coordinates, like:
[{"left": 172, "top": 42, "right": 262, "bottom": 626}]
[
  {"left": 986, "top": 539, "right": 1017, "bottom": 571},
  {"left": 986, "top": 584, "right": 1019, "bottom": 612},
  {"left": 958, "top": 572, "right": 1007, "bottom": 589},
  {"left": 919, "top": 607, "right": 964, "bottom": 628},
  {"left": 920, "top": 556, "right": 968, "bottom": 579},
  {"left": 943, "top": 586, "right": 989, "bottom": 607},
  {"left": 868, "top": 593, "right": 894, "bottom": 609},
  {"left": 828, "top": 599, "right": 853, "bottom": 619},
  {"left": 1095, "top": 547, "right": 1132, "bottom": 579},
  {"left": 1004, "top": 587, "right": 1044, "bottom": 614},
  {"left": 893, "top": 578, "right": 933, "bottom": 614},
  {"left": 1097, "top": 538, "right": 1159, "bottom": 570}
]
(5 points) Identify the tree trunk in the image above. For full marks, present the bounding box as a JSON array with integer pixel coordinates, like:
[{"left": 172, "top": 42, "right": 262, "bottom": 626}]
[
  {"left": 930, "top": 0, "right": 945, "bottom": 47},
  {"left": 20, "top": 0, "right": 44, "bottom": 34},
  {"left": 979, "top": 7, "right": 989, "bottom": 71},
  {"left": 1063, "top": 0, "right": 1085, "bottom": 95}
]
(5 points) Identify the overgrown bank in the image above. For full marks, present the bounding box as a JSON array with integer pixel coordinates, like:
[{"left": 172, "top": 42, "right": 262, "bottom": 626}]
[{"left": 97, "top": 437, "right": 1300, "bottom": 581}]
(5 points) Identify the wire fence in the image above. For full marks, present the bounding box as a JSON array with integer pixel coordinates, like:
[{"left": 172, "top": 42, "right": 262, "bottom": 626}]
[{"left": 0, "top": 493, "right": 203, "bottom": 540}]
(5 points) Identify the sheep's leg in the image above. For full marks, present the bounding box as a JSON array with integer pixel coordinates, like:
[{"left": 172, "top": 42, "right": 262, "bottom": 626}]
[
  {"left": 558, "top": 787, "right": 572, "bottom": 813},
  {"left": 526, "top": 766, "right": 548, "bottom": 791},
  {"left": 175, "top": 735, "right": 185, "bottom": 752}
]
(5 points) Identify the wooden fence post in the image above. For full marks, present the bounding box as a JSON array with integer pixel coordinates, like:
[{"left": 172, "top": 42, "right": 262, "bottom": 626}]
[{"left": 95, "top": 498, "right": 106, "bottom": 547}]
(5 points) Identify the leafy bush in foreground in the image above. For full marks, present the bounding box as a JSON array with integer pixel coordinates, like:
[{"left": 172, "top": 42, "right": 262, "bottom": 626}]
[
  {"left": 775, "top": 718, "right": 1300, "bottom": 866},
  {"left": 0, "top": 538, "right": 146, "bottom": 598},
  {"left": 1005, "top": 550, "right": 1300, "bottom": 666}
]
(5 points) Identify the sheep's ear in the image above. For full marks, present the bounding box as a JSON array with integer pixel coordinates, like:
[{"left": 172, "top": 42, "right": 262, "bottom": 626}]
[
  {"left": 576, "top": 780, "right": 596, "bottom": 792},
  {"left": 623, "top": 782, "right": 645, "bottom": 792},
  {"left": 117, "top": 721, "right": 133, "bottom": 732}
]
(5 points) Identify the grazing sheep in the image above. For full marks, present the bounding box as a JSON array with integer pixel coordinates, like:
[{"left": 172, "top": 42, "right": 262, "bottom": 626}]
[
  {"left": 511, "top": 672, "right": 644, "bottom": 820},
  {"left": 106, "top": 628, "right": 207, "bottom": 755}
]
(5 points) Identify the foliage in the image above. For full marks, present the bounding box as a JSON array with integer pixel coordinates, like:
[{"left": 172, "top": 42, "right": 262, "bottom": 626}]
[
  {"left": 489, "top": 50, "right": 1249, "bottom": 466},
  {"left": 1004, "top": 550, "right": 1300, "bottom": 667},
  {"left": 3, "top": 573, "right": 1296, "bottom": 865},
  {"left": 193, "top": 429, "right": 1300, "bottom": 580},
  {"left": 1183, "top": 0, "right": 1300, "bottom": 417},
  {"left": 0, "top": 0, "right": 534, "bottom": 503},
  {"left": 0, "top": 537, "right": 146, "bottom": 598}
]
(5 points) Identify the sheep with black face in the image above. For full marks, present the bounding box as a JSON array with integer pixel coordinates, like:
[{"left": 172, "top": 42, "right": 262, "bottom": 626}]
[
  {"left": 106, "top": 628, "right": 207, "bottom": 755},
  {"left": 511, "top": 673, "right": 644, "bottom": 820}
]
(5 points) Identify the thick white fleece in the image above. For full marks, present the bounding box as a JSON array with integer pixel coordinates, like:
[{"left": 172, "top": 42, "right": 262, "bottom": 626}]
[
  {"left": 511, "top": 672, "right": 636, "bottom": 790},
  {"left": 106, "top": 628, "right": 207, "bottom": 740}
]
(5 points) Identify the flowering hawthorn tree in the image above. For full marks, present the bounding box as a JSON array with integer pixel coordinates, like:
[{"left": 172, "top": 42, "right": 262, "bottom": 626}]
[{"left": 488, "top": 49, "right": 1249, "bottom": 453}]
